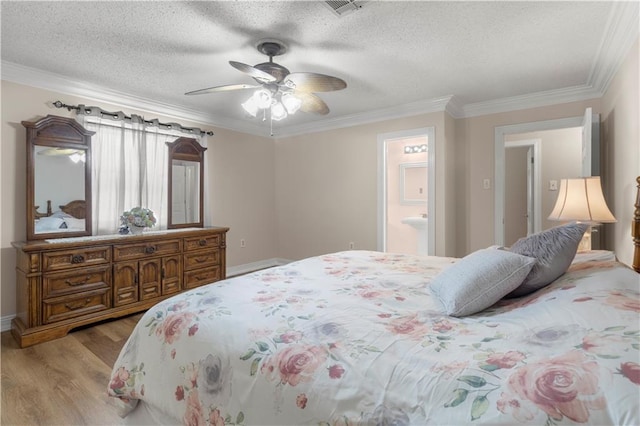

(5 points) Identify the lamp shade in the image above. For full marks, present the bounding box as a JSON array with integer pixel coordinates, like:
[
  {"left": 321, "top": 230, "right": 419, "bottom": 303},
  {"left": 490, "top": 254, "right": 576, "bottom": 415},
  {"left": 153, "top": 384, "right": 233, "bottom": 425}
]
[{"left": 548, "top": 176, "right": 616, "bottom": 223}]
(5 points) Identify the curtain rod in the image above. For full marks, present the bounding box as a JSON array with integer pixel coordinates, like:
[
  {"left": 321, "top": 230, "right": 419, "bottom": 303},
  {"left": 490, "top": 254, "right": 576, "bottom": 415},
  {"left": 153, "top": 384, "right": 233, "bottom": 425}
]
[{"left": 52, "top": 100, "right": 214, "bottom": 136}]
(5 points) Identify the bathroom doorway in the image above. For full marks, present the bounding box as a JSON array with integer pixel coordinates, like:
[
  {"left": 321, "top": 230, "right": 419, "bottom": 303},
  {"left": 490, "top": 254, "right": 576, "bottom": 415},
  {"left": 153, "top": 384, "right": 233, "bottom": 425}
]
[{"left": 377, "top": 127, "right": 435, "bottom": 255}]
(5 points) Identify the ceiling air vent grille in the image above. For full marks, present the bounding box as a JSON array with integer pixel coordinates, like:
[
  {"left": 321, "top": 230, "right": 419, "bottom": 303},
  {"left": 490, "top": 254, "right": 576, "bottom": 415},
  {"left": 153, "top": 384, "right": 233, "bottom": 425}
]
[{"left": 323, "top": 0, "right": 363, "bottom": 17}]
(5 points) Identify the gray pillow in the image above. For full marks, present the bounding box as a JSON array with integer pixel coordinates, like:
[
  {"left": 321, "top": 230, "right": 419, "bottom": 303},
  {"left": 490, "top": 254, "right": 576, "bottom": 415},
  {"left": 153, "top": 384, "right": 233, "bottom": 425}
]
[
  {"left": 506, "top": 222, "right": 588, "bottom": 297},
  {"left": 430, "top": 248, "right": 536, "bottom": 317}
]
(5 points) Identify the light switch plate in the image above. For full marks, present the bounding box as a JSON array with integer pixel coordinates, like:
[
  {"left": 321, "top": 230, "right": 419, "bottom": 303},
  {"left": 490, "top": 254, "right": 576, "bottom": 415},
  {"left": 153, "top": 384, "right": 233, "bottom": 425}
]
[{"left": 549, "top": 180, "right": 558, "bottom": 191}]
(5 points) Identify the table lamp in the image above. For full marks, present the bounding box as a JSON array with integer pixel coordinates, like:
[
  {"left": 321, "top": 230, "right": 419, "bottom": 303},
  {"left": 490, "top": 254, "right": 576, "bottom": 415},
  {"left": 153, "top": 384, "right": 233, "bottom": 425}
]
[{"left": 548, "top": 176, "right": 616, "bottom": 251}]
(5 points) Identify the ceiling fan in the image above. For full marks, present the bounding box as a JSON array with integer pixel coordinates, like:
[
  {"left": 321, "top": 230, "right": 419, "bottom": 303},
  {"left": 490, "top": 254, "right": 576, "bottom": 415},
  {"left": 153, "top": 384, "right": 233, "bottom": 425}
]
[{"left": 185, "top": 39, "right": 347, "bottom": 119}]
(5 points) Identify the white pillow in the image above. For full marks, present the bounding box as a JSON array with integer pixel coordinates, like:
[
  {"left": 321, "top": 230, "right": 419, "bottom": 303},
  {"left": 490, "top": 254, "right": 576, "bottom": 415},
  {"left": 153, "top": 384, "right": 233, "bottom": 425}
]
[
  {"left": 506, "top": 222, "right": 588, "bottom": 297},
  {"left": 430, "top": 248, "right": 536, "bottom": 317}
]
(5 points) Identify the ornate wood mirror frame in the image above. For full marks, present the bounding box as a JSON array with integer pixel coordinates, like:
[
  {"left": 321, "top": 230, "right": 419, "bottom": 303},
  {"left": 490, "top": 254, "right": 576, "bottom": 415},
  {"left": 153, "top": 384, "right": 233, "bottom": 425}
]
[
  {"left": 23, "top": 115, "right": 94, "bottom": 240},
  {"left": 166, "top": 137, "right": 207, "bottom": 229}
]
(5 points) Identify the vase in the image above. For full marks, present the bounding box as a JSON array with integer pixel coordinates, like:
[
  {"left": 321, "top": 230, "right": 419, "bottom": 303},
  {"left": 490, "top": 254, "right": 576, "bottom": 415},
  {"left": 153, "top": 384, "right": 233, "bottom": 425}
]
[{"left": 129, "top": 225, "right": 145, "bottom": 235}]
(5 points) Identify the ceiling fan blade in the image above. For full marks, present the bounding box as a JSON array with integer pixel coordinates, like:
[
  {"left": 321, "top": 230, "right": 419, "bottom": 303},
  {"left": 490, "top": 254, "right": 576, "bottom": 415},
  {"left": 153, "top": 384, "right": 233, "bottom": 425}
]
[
  {"left": 284, "top": 72, "right": 347, "bottom": 92},
  {"left": 229, "top": 61, "right": 277, "bottom": 83},
  {"left": 185, "top": 84, "right": 259, "bottom": 95},
  {"left": 295, "top": 92, "right": 330, "bottom": 115}
]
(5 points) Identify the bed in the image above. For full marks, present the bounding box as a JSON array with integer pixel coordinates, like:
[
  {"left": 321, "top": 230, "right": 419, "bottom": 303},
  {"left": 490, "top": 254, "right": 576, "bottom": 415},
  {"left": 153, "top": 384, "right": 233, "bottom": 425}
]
[
  {"left": 33, "top": 199, "right": 86, "bottom": 233},
  {"left": 108, "top": 179, "right": 640, "bottom": 425}
]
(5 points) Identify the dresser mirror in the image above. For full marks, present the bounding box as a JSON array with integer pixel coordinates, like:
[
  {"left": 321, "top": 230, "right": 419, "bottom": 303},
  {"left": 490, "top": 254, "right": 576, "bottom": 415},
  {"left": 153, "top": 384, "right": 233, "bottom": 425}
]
[
  {"left": 23, "top": 115, "right": 94, "bottom": 240},
  {"left": 166, "top": 137, "right": 207, "bottom": 229}
]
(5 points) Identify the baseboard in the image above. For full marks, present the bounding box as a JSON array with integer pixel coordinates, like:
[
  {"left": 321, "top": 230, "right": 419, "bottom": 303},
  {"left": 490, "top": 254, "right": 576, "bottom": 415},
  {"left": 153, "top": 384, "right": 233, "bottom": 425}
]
[
  {"left": 0, "top": 258, "right": 293, "bottom": 333},
  {"left": 227, "top": 257, "right": 292, "bottom": 277},
  {"left": 1, "top": 315, "right": 13, "bottom": 333}
]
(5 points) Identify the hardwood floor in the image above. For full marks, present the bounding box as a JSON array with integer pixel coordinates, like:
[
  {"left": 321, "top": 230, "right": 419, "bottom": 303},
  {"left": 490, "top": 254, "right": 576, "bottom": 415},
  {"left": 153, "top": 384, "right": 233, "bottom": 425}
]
[{"left": 1, "top": 314, "right": 142, "bottom": 426}]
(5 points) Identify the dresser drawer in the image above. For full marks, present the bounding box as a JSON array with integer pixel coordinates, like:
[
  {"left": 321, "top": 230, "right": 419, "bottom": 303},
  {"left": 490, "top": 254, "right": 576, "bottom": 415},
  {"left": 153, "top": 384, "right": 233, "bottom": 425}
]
[
  {"left": 42, "top": 288, "right": 111, "bottom": 324},
  {"left": 43, "top": 265, "right": 111, "bottom": 298},
  {"left": 113, "top": 239, "right": 181, "bottom": 261},
  {"left": 184, "top": 234, "right": 221, "bottom": 252},
  {"left": 42, "top": 246, "right": 111, "bottom": 272},
  {"left": 184, "top": 266, "right": 221, "bottom": 289},
  {"left": 183, "top": 250, "right": 220, "bottom": 271}
]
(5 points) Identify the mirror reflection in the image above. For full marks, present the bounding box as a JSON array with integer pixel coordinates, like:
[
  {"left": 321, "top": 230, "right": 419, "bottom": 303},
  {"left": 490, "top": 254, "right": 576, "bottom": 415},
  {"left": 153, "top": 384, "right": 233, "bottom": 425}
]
[
  {"left": 166, "top": 137, "right": 206, "bottom": 229},
  {"left": 34, "top": 145, "right": 87, "bottom": 234},
  {"left": 171, "top": 159, "right": 200, "bottom": 225},
  {"left": 399, "top": 162, "right": 428, "bottom": 204}
]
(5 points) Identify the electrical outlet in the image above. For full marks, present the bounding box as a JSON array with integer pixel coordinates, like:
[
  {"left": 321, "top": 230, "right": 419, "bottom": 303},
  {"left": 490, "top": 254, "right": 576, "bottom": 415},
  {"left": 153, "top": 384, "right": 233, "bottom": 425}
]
[
  {"left": 240, "top": 239, "right": 246, "bottom": 248},
  {"left": 483, "top": 179, "right": 491, "bottom": 189},
  {"left": 349, "top": 242, "right": 355, "bottom": 250},
  {"left": 549, "top": 180, "right": 558, "bottom": 191}
]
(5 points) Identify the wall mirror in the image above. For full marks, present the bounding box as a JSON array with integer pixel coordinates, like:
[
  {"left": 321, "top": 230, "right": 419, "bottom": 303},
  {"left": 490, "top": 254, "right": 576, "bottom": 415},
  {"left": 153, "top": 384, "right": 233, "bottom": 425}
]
[
  {"left": 399, "top": 162, "right": 428, "bottom": 204},
  {"left": 166, "top": 137, "right": 207, "bottom": 229},
  {"left": 23, "top": 115, "right": 93, "bottom": 240}
]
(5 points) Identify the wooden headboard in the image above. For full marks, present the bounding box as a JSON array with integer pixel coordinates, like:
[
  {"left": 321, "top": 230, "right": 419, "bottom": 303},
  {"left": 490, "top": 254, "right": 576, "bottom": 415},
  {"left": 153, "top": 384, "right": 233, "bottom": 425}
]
[
  {"left": 60, "top": 200, "right": 86, "bottom": 219},
  {"left": 34, "top": 199, "right": 86, "bottom": 219},
  {"left": 633, "top": 176, "right": 640, "bottom": 273}
]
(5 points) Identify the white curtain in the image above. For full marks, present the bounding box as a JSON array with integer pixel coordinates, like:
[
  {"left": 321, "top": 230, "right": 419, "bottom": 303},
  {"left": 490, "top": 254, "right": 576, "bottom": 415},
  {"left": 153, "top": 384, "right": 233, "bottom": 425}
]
[{"left": 80, "top": 116, "right": 194, "bottom": 235}]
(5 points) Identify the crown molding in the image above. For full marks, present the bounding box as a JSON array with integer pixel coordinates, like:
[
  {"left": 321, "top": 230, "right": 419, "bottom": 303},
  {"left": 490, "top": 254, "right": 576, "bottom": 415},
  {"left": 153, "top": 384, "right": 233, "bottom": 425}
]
[
  {"left": 589, "top": 1, "right": 639, "bottom": 94},
  {"left": 0, "top": 61, "right": 269, "bottom": 137},
  {"left": 460, "top": 84, "right": 603, "bottom": 118},
  {"left": 272, "top": 96, "right": 454, "bottom": 138}
]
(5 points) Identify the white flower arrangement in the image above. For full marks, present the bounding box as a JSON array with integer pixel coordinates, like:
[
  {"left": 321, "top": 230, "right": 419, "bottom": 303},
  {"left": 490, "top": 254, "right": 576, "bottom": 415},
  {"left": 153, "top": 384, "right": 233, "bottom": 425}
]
[{"left": 120, "top": 207, "right": 157, "bottom": 228}]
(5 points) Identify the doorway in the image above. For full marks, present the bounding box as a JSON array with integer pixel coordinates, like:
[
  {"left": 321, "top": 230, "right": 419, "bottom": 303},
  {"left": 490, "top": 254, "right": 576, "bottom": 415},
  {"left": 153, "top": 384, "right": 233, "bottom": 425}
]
[
  {"left": 504, "top": 139, "right": 540, "bottom": 246},
  {"left": 377, "top": 127, "right": 435, "bottom": 255},
  {"left": 494, "top": 108, "right": 599, "bottom": 246}
]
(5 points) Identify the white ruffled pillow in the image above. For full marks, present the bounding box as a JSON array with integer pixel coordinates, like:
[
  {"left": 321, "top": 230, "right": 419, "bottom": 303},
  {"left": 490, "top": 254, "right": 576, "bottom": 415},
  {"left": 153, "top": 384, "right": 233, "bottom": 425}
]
[{"left": 430, "top": 248, "right": 536, "bottom": 317}]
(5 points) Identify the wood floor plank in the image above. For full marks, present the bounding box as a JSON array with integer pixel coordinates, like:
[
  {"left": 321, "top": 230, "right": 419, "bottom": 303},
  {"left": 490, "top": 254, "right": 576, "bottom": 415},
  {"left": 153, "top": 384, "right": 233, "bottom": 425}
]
[{"left": 1, "top": 314, "right": 140, "bottom": 426}]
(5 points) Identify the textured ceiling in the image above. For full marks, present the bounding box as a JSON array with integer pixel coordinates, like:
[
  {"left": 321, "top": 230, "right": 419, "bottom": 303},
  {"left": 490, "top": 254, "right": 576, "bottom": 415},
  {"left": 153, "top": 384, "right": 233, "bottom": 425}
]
[{"left": 1, "top": 1, "right": 637, "bottom": 136}]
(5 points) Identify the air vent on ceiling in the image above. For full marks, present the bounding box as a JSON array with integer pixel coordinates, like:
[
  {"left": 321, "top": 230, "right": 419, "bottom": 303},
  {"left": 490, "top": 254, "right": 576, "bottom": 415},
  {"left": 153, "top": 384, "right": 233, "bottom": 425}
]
[{"left": 323, "top": 0, "right": 363, "bottom": 17}]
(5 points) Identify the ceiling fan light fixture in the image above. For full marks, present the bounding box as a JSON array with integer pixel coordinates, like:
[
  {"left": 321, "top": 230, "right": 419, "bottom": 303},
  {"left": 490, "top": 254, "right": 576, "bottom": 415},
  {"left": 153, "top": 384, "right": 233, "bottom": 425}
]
[
  {"left": 69, "top": 152, "right": 86, "bottom": 163},
  {"left": 271, "top": 101, "right": 288, "bottom": 121},
  {"left": 282, "top": 93, "right": 303, "bottom": 114},
  {"left": 253, "top": 88, "right": 273, "bottom": 109},
  {"left": 241, "top": 96, "right": 259, "bottom": 117}
]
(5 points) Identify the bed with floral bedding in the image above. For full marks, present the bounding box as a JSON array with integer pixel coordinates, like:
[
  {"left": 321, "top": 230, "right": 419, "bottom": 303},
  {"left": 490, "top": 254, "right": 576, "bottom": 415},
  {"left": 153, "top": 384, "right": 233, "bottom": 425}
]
[{"left": 108, "top": 246, "right": 640, "bottom": 426}]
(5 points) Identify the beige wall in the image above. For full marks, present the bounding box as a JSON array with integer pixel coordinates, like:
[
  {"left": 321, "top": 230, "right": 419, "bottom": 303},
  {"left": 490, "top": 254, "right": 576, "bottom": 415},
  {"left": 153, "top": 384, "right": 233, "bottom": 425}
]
[
  {"left": 0, "top": 80, "right": 277, "bottom": 318},
  {"left": 601, "top": 39, "right": 639, "bottom": 267}
]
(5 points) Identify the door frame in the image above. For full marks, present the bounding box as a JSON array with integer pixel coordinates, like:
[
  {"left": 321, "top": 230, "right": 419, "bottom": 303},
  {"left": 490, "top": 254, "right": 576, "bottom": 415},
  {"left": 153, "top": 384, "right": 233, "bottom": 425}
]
[{"left": 377, "top": 127, "right": 436, "bottom": 255}]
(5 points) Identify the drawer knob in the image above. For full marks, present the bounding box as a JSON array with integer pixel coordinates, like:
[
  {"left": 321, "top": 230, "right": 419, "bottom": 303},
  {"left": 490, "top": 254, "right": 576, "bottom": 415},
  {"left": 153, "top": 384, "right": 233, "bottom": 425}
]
[
  {"left": 145, "top": 246, "right": 157, "bottom": 254},
  {"left": 71, "top": 255, "right": 85, "bottom": 264},
  {"left": 198, "top": 239, "right": 207, "bottom": 246}
]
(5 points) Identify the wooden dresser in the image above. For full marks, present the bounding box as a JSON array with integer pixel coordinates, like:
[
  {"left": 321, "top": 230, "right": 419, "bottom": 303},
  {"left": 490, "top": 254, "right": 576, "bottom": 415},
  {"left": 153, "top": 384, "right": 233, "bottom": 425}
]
[{"left": 12, "top": 227, "right": 228, "bottom": 348}]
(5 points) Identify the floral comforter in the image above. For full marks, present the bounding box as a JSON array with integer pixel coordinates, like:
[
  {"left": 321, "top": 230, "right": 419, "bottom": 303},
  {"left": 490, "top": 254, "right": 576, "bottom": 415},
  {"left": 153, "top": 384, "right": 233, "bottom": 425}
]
[{"left": 108, "top": 251, "right": 640, "bottom": 425}]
